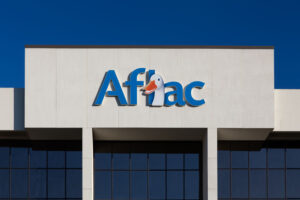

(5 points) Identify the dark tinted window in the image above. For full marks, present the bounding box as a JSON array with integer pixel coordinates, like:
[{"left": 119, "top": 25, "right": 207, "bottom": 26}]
[
  {"left": 131, "top": 171, "right": 147, "bottom": 200},
  {"left": 0, "top": 141, "right": 82, "bottom": 199},
  {"left": 94, "top": 142, "right": 202, "bottom": 200},
  {"left": 218, "top": 141, "right": 300, "bottom": 200}
]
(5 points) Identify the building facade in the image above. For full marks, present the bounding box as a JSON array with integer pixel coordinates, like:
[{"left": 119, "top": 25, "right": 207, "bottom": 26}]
[{"left": 0, "top": 46, "right": 299, "bottom": 200}]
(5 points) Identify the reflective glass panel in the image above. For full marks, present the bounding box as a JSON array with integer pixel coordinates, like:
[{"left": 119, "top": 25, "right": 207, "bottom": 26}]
[
  {"left": 11, "top": 147, "right": 28, "bottom": 168},
  {"left": 268, "top": 169, "right": 285, "bottom": 198},
  {"left": 95, "top": 142, "right": 201, "bottom": 200},
  {"left": 131, "top": 153, "right": 147, "bottom": 170},
  {"left": 149, "top": 171, "right": 165, "bottom": 199},
  {"left": 131, "top": 171, "right": 147, "bottom": 200},
  {"left": 232, "top": 151, "right": 248, "bottom": 168},
  {"left": 11, "top": 169, "right": 28, "bottom": 198},
  {"left": 218, "top": 169, "right": 230, "bottom": 199},
  {"left": 185, "top": 153, "right": 199, "bottom": 170},
  {"left": 48, "top": 169, "right": 65, "bottom": 198},
  {"left": 218, "top": 150, "right": 230, "bottom": 169},
  {"left": 30, "top": 148, "right": 47, "bottom": 168},
  {"left": 30, "top": 169, "right": 47, "bottom": 198},
  {"left": 268, "top": 148, "right": 285, "bottom": 168},
  {"left": 249, "top": 169, "right": 267, "bottom": 198},
  {"left": 95, "top": 153, "right": 111, "bottom": 170},
  {"left": 48, "top": 151, "right": 65, "bottom": 168},
  {"left": 232, "top": 169, "right": 248, "bottom": 198},
  {"left": 149, "top": 153, "right": 165, "bottom": 170},
  {"left": 0, "top": 142, "right": 82, "bottom": 200},
  {"left": 0, "top": 169, "right": 9, "bottom": 198},
  {"left": 67, "top": 151, "right": 82, "bottom": 168},
  {"left": 0, "top": 147, "right": 9, "bottom": 168},
  {"left": 95, "top": 171, "right": 111, "bottom": 200},
  {"left": 185, "top": 171, "right": 199, "bottom": 199},
  {"left": 218, "top": 141, "right": 300, "bottom": 200},
  {"left": 113, "top": 171, "right": 129, "bottom": 200},
  {"left": 113, "top": 153, "right": 129, "bottom": 170},
  {"left": 286, "top": 148, "right": 300, "bottom": 168},
  {"left": 287, "top": 169, "right": 300, "bottom": 198},
  {"left": 167, "top": 171, "right": 183, "bottom": 199},
  {"left": 66, "top": 169, "right": 82, "bottom": 198},
  {"left": 167, "top": 154, "right": 183, "bottom": 170},
  {"left": 250, "top": 148, "right": 266, "bottom": 168}
]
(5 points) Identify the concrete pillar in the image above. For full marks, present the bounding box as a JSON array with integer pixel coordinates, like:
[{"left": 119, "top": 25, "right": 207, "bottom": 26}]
[
  {"left": 203, "top": 127, "right": 218, "bottom": 200},
  {"left": 82, "top": 128, "right": 94, "bottom": 200}
]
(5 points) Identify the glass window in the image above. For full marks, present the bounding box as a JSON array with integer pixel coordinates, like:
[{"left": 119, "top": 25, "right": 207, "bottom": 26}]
[
  {"left": 231, "top": 169, "right": 248, "bottom": 198},
  {"left": 167, "top": 171, "right": 183, "bottom": 199},
  {"left": 149, "top": 171, "right": 165, "bottom": 199},
  {"left": 113, "top": 171, "right": 129, "bottom": 200},
  {"left": 95, "top": 171, "right": 111, "bottom": 200},
  {"left": 66, "top": 169, "right": 82, "bottom": 198},
  {"left": 48, "top": 169, "right": 65, "bottom": 198},
  {"left": 232, "top": 149, "right": 248, "bottom": 169},
  {"left": 218, "top": 141, "right": 300, "bottom": 200},
  {"left": 30, "top": 169, "right": 47, "bottom": 198},
  {"left": 0, "top": 169, "right": 9, "bottom": 198},
  {"left": 11, "top": 169, "right": 28, "bottom": 198},
  {"left": 185, "top": 153, "right": 199, "bottom": 169},
  {"left": 95, "top": 153, "right": 111, "bottom": 170},
  {"left": 95, "top": 142, "right": 201, "bottom": 200},
  {"left": 0, "top": 141, "right": 82, "bottom": 200},
  {"left": 249, "top": 169, "right": 266, "bottom": 198},
  {"left": 268, "top": 148, "right": 285, "bottom": 168},
  {"left": 286, "top": 148, "right": 300, "bottom": 168},
  {"left": 250, "top": 148, "right": 266, "bottom": 168},
  {"left": 67, "top": 151, "right": 82, "bottom": 168},
  {"left": 131, "top": 171, "right": 147, "bottom": 200},
  {"left": 113, "top": 153, "right": 129, "bottom": 170},
  {"left": 131, "top": 153, "right": 147, "bottom": 170},
  {"left": 287, "top": 169, "right": 300, "bottom": 198},
  {"left": 149, "top": 153, "right": 165, "bottom": 170},
  {"left": 218, "top": 150, "right": 230, "bottom": 169},
  {"left": 11, "top": 147, "right": 28, "bottom": 168},
  {"left": 0, "top": 147, "right": 9, "bottom": 168},
  {"left": 30, "top": 148, "right": 47, "bottom": 168},
  {"left": 185, "top": 171, "right": 199, "bottom": 199},
  {"left": 48, "top": 150, "right": 65, "bottom": 168},
  {"left": 218, "top": 169, "right": 230, "bottom": 199},
  {"left": 167, "top": 153, "right": 183, "bottom": 170},
  {"left": 268, "top": 169, "right": 285, "bottom": 198}
]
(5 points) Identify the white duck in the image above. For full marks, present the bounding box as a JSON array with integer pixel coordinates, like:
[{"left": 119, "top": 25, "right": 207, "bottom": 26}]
[{"left": 142, "top": 74, "right": 165, "bottom": 106}]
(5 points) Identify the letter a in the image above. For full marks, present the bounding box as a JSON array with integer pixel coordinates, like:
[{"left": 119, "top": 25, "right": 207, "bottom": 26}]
[{"left": 94, "top": 70, "right": 127, "bottom": 105}]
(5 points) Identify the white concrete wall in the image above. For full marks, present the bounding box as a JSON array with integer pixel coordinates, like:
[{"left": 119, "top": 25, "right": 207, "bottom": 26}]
[
  {"left": 0, "top": 88, "right": 14, "bottom": 130},
  {"left": 275, "top": 89, "right": 300, "bottom": 131},
  {"left": 82, "top": 128, "right": 94, "bottom": 200},
  {"left": 203, "top": 128, "right": 218, "bottom": 200},
  {"left": 25, "top": 47, "right": 274, "bottom": 129},
  {"left": 0, "top": 88, "right": 24, "bottom": 130}
]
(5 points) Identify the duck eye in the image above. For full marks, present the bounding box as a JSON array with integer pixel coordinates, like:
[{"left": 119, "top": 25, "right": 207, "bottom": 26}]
[{"left": 158, "top": 78, "right": 160, "bottom": 81}]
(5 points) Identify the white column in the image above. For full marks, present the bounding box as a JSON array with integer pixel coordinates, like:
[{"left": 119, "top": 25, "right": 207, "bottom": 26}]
[
  {"left": 82, "top": 127, "right": 94, "bottom": 200},
  {"left": 203, "top": 127, "right": 218, "bottom": 200}
]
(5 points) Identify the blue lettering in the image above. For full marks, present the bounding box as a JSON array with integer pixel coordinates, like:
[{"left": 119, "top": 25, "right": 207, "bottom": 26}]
[
  {"left": 184, "top": 81, "right": 205, "bottom": 106},
  {"left": 164, "top": 82, "right": 186, "bottom": 106},
  {"left": 124, "top": 68, "right": 146, "bottom": 105},
  {"left": 94, "top": 70, "right": 127, "bottom": 105},
  {"left": 94, "top": 68, "right": 206, "bottom": 107}
]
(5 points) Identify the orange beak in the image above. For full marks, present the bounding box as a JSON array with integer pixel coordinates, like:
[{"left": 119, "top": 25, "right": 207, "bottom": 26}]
[{"left": 142, "top": 80, "right": 157, "bottom": 94}]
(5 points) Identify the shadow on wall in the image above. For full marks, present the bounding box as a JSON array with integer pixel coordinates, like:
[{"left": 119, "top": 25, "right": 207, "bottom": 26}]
[{"left": 14, "top": 88, "right": 24, "bottom": 130}]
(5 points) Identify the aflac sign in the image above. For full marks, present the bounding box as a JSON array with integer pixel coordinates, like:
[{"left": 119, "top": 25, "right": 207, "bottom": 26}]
[{"left": 94, "top": 68, "right": 205, "bottom": 107}]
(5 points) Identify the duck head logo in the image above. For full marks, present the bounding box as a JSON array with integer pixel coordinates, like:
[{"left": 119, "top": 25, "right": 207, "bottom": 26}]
[
  {"left": 94, "top": 68, "right": 205, "bottom": 107},
  {"left": 142, "top": 74, "right": 165, "bottom": 106}
]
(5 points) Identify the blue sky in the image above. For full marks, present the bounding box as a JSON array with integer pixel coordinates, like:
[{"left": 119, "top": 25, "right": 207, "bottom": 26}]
[{"left": 0, "top": 0, "right": 299, "bottom": 88}]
